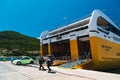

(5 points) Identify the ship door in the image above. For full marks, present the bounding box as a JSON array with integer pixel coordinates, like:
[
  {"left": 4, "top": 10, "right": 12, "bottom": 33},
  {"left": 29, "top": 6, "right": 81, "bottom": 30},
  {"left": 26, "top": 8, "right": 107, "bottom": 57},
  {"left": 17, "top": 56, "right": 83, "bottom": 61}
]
[
  {"left": 41, "top": 44, "right": 48, "bottom": 56},
  {"left": 78, "top": 36, "right": 91, "bottom": 60},
  {"left": 51, "top": 39, "right": 71, "bottom": 60}
]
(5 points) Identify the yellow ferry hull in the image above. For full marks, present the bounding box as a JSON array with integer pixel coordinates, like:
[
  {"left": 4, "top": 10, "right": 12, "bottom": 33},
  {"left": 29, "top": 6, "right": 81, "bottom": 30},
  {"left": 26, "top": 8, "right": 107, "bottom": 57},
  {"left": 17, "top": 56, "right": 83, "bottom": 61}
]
[{"left": 75, "top": 36, "right": 120, "bottom": 70}]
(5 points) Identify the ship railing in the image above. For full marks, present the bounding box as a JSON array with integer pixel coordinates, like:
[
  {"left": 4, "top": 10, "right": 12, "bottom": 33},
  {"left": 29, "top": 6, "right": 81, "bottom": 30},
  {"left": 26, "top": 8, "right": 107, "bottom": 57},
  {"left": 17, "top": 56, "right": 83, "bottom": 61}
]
[
  {"left": 54, "top": 56, "right": 71, "bottom": 61},
  {"left": 53, "top": 55, "right": 91, "bottom": 63}
]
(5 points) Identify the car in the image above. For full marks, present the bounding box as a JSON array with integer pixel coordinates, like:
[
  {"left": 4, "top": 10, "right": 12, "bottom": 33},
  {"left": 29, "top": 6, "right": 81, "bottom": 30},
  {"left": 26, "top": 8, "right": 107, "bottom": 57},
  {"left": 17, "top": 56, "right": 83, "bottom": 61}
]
[{"left": 12, "top": 56, "right": 35, "bottom": 65}]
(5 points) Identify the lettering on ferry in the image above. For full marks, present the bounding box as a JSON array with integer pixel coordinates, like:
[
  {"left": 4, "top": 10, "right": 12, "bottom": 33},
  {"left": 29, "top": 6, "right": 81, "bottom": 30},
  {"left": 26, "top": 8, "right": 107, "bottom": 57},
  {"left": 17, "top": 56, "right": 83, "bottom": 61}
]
[
  {"left": 101, "top": 45, "right": 112, "bottom": 51},
  {"left": 70, "top": 34, "right": 76, "bottom": 37}
]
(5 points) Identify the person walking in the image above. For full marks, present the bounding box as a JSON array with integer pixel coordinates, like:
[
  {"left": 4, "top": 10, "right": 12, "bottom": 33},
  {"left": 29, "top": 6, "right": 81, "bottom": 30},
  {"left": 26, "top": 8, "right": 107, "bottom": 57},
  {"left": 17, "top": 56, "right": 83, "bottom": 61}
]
[
  {"left": 38, "top": 56, "right": 45, "bottom": 71},
  {"left": 46, "top": 56, "right": 53, "bottom": 73}
]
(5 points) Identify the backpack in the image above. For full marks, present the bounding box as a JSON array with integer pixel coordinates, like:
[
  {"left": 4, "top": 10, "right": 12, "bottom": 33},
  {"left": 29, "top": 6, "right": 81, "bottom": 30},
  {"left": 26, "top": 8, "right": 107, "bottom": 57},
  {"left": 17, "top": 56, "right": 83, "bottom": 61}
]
[
  {"left": 39, "top": 57, "right": 44, "bottom": 64},
  {"left": 46, "top": 56, "right": 53, "bottom": 65}
]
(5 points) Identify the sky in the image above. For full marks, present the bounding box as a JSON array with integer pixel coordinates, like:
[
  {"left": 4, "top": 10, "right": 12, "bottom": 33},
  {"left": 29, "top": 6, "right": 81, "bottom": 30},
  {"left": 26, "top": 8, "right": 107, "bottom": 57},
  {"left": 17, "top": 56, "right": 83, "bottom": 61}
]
[{"left": 0, "top": 0, "right": 120, "bottom": 38}]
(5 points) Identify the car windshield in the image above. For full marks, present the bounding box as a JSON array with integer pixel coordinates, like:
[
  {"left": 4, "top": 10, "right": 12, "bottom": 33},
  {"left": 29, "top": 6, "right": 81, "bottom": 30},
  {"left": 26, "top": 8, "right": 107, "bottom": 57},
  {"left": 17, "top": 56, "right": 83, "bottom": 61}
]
[{"left": 21, "top": 57, "right": 30, "bottom": 60}]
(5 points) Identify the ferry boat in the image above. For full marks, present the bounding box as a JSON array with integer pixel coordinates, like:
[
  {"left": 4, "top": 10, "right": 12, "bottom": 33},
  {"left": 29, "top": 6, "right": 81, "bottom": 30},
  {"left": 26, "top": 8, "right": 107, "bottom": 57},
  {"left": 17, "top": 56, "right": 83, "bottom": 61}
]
[{"left": 40, "top": 9, "right": 120, "bottom": 70}]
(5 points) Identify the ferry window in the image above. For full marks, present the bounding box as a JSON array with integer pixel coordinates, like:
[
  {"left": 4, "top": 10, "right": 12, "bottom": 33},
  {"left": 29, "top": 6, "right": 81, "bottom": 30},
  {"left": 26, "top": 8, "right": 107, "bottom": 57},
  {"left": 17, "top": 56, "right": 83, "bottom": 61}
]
[
  {"left": 97, "top": 16, "right": 120, "bottom": 36},
  {"left": 111, "top": 26, "right": 120, "bottom": 36},
  {"left": 97, "top": 16, "right": 111, "bottom": 31}
]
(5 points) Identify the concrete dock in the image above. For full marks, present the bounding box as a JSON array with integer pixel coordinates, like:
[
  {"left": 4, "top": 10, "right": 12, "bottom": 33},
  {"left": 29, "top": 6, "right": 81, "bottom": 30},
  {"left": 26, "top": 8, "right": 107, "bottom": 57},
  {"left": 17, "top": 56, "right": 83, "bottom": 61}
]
[
  {"left": 0, "top": 61, "right": 120, "bottom": 80},
  {"left": 29, "top": 64, "right": 120, "bottom": 80}
]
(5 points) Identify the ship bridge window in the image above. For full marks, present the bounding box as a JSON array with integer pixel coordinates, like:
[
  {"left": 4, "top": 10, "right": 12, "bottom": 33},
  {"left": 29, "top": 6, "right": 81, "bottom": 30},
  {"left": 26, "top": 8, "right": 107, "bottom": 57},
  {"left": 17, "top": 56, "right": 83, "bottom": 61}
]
[
  {"left": 111, "top": 26, "right": 120, "bottom": 36},
  {"left": 97, "top": 16, "right": 111, "bottom": 31},
  {"left": 97, "top": 16, "right": 120, "bottom": 36}
]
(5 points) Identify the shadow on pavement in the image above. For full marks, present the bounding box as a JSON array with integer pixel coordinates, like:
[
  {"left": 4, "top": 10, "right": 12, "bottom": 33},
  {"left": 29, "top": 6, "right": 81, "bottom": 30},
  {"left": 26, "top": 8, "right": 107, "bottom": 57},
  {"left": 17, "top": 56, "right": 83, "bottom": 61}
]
[{"left": 48, "top": 71, "right": 56, "bottom": 74}]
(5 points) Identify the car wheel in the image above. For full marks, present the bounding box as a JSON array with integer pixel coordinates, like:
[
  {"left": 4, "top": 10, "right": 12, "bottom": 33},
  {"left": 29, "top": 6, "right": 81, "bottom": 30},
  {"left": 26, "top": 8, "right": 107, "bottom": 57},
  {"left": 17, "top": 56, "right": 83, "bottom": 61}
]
[
  {"left": 17, "top": 61, "right": 21, "bottom": 65},
  {"left": 30, "top": 61, "right": 34, "bottom": 64}
]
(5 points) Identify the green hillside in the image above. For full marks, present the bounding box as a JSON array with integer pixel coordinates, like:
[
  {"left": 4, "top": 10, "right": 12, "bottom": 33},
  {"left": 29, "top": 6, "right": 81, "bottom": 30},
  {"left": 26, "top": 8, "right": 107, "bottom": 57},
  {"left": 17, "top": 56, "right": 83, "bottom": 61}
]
[{"left": 0, "top": 31, "right": 40, "bottom": 56}]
